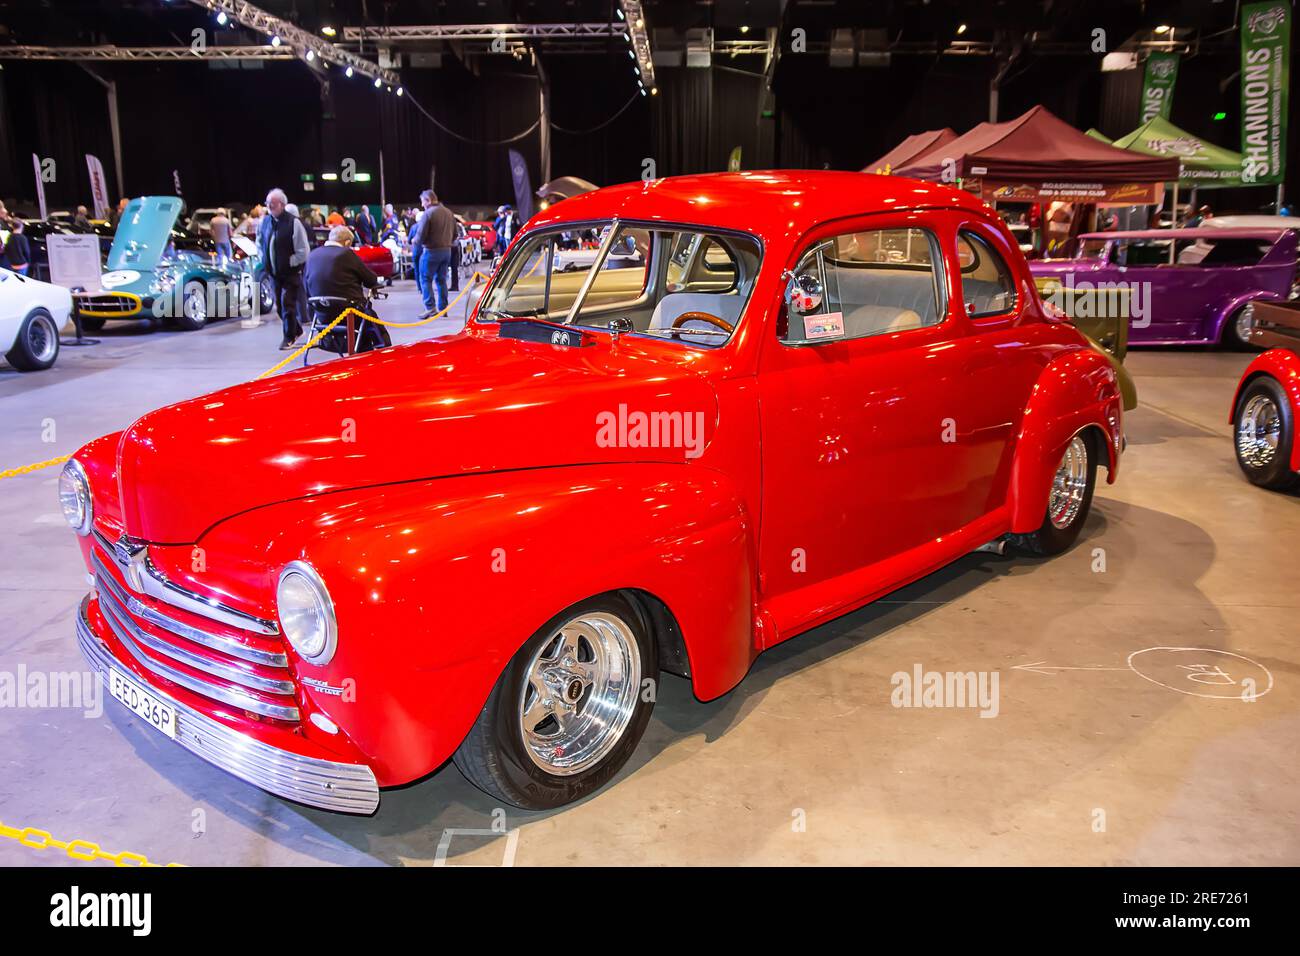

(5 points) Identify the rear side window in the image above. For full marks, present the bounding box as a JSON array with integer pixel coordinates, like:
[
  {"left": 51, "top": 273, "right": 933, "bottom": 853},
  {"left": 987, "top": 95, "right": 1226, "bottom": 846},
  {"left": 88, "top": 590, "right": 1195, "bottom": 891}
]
[
  {"left": 782, "top": 227, "right": 946, "bottom": 344},
  {"left": 956, "top": 230, "right": 1017, "bottom": 317}
]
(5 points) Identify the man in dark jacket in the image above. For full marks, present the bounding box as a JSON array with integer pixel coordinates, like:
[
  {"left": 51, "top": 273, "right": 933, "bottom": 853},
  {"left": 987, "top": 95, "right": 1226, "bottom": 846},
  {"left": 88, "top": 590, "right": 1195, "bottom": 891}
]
[
  {"left": 410, "top": 189, "right": 456, "bottom": 318},
  {"left": 256, "top": 187, "right": 311, "bottom": 349},
  {"left": 3, "top": 220, "right": 32, "bottom": 275},
  {"left": 305, "top": 226, "right": 378, "bottom": 305},
  {"left": 304, "top": 226, "right": 387, "bottom": 353}
]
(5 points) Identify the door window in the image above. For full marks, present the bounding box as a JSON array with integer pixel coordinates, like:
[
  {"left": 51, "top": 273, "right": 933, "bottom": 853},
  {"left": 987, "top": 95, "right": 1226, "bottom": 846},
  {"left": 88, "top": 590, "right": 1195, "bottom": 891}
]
[
  {"left": 781, "top": 227, "right": 946, "bottom": 344},
  {"left": 956, "top": 230, "right": 1017, "bottom": 317}
]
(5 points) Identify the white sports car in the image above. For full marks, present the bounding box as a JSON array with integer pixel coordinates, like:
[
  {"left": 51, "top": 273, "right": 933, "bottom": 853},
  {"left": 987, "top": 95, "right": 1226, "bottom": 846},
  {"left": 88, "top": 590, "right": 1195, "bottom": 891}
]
[{"left": 1, "top": 267, "right": 70, "bottom": 371}]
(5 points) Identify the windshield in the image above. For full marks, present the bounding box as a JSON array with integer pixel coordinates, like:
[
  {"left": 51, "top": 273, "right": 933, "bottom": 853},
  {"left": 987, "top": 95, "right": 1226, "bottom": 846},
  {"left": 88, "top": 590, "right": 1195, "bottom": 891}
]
[{"left": 478, "top": 219, "right": 763, "bottom": 347}]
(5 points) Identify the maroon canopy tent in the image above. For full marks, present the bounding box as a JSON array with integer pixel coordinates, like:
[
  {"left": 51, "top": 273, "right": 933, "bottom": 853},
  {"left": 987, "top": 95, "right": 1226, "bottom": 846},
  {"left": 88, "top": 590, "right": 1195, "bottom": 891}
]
[
  {"left": 862, "top": 128, "right": 957, "bottom": 174},
  {"left": 895, "top": 105, "right": 1180, "bottom": 204}
]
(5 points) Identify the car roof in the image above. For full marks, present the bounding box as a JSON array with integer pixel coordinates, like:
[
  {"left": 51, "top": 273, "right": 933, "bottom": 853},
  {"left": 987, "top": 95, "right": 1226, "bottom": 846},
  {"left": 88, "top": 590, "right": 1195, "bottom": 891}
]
[
  {"left": 1077, "top": 227, "right": 1293, "bottom": 241},
  {"left": 525, "top": 170, "right": 994, "bottom": 240}
]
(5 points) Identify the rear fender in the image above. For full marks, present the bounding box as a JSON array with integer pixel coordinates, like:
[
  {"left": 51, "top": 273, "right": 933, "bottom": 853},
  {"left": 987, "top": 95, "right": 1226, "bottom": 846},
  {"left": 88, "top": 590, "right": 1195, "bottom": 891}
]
[{"left": 1007, "top": 348, "right": 1122, "bottom": 533}]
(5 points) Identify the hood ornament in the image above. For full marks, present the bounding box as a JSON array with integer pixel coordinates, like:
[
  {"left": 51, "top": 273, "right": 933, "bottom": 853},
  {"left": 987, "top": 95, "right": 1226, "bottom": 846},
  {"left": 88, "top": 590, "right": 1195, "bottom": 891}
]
[{"left": 113, "top": 535, "right": 149, "bottom": 592}]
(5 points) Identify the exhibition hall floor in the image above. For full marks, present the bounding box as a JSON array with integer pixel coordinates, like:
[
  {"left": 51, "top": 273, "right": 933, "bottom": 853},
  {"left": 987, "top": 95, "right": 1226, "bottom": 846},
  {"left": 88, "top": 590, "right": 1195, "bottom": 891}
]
[{"left": 2, "top": 283, "right": 1297, "bottom": 866}]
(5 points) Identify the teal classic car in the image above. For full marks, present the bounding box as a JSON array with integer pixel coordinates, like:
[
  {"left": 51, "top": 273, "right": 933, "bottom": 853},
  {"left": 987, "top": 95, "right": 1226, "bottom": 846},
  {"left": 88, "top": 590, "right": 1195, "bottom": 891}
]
[{"left": 73, "top": 196, "right": 272, "bottom": 331}]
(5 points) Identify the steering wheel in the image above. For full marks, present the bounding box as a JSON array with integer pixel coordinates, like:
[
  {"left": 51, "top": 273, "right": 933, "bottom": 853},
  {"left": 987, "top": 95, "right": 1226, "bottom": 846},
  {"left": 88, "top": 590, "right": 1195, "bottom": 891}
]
[{"left": 671, "top": 311, "right": 734, "bottom": 336}]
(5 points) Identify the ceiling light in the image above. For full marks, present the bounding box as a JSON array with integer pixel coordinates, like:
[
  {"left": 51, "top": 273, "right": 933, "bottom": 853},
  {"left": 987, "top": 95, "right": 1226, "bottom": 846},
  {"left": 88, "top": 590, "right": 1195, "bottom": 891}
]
[
  {"left": 740, "top": 25, "right": 750, "bottom": 34},
  {"left": 345, "top": 66, "right": 353, "bottom": 77},
  {"left": 628, "top": 49, "right": 635, "bottom": 59},
  {"left": 956, "top": 23, "right": 967, "bottom": 35},
  {"left": 270, "top": 35, "right": 281, "bottom": 47},
  {"left": 374, "top": 76, "right": 382, "bottom": 88},
  {"left": 616, "top": 9, "right": 625, "bottom": 19},
  {"left": 650, "top": 87, "right": 658, "bottom": 96},
  {"left": 305, "top": 50, "right": 315, "bottom": 61},
  {"left": 1154, "top": 25, "right": 1171, "bottom": 34},
  {"left": 322, "top": 26, "right": 337, "bottom": 38},
  {"left": 216, "top": 11, "right": 228, "bottom": 25},
  {"left": 396, "top": 87, "right": 404, "bottom": 96}
]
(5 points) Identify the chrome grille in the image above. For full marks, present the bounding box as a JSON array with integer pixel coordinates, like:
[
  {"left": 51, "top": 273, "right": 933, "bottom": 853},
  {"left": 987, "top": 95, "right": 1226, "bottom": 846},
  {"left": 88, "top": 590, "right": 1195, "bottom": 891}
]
[
  {"left": 74, "top": 292, "right": 142, "bottom": 316},
  {"left": 91, "top": 537, "right": 299, "bottom": 722}
]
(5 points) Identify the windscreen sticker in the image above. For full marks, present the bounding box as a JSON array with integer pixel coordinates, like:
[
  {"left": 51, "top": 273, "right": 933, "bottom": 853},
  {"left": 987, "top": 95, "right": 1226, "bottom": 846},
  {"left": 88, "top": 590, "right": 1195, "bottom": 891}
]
[{"left": 805, "top": 311, "right": 845, "bottom": 340}]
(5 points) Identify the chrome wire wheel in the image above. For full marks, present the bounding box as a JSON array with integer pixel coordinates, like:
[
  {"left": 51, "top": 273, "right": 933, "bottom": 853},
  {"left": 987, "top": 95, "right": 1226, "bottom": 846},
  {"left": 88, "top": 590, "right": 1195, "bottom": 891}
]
[
  {"left": 1048, "top": 435, "right": 1090, "bottom": 530},
  {"left": 1237, "top": 394, "right": 1280, "bottom": 469},
  {"left": 25, "top": 312, "right": 58, "bottom": 363},
  {"left": 518, "top": 611, "right": 641, "bottom": 776},
  {"left": 1235, "top": 303, "right": 1256, "bottom": 344}
]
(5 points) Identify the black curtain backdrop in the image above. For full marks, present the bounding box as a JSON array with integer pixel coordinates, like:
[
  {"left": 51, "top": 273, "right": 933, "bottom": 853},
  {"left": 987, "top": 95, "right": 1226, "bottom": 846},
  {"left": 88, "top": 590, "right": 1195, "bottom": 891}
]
[
  {"left": 2, "top": 47, "right": 1295, "bottom": 216},
  {"left": 1, "top": 62, "right": 116, "bottom": 212}
]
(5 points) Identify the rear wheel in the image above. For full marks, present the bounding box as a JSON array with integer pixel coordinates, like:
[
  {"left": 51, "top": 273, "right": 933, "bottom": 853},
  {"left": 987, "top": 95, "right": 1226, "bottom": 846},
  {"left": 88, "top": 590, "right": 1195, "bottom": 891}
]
[
  {"left": 1234, "top": 376, "right": 1298, "bottom": 491},
  {"left": 1010, "top": 433, "right": 1098, "bottom": 556},
  {"left": 5, "top": 308, "right": 61, "bottom": 371},
  {"left": 453, "top": 593, "right": 657, "bottom": 809},
  {"left": 1223, "top": 303, "right": 1261, "bottom": 351},
  {"left": 176, "top": 280, "right": 207, "bottom": 330}
]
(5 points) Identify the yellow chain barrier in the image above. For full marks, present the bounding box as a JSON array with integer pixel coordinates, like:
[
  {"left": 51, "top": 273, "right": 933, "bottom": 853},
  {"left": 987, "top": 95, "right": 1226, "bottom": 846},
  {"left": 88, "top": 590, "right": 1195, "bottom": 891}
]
[
  {"left": 0, "top": 818, "right": 184, "bottom": 867},
  {"left": 0, "top": 454, "right": 71, "bottom": 481},
  {"left": 256, "top": 269, "right": 492, "bottom": 379}
]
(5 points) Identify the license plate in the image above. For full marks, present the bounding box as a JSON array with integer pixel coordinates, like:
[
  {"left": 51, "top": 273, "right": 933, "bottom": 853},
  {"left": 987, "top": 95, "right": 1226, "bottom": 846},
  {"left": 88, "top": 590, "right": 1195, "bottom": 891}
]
[{"left": 108, "top": 667, "right": 177, "bottom": 739}]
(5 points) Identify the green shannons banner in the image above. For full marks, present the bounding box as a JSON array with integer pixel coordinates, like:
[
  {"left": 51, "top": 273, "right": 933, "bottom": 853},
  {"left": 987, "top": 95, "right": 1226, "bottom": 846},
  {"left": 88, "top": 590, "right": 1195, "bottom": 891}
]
[
  {"left": 1140, "top": 52, "right": 1179, "bottom": 122},
  {"left": 1240, "top": 1, "right": 1290, "bottom": 185}
]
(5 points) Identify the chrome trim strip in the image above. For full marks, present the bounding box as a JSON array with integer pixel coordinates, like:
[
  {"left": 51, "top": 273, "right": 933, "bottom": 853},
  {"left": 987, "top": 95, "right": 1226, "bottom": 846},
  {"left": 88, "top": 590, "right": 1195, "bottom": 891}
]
[
  {"left": 97, "top": 594, "right": 301, "bottom": 721},
  {"left": 92, "top": 528, "right": 280, "bottom": 636},
  {"left": 95, "top": 568, "right": 296, "bottom": 697},
  {"left": 78, "top": 597, "right": 378, "bottom": 814},
  {"left": 90, "top": 549, "right": 287, "bottom": 667}
]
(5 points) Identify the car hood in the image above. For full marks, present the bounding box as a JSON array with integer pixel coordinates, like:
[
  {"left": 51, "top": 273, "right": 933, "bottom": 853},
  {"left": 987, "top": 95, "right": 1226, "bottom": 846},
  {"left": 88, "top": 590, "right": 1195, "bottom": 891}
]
[
  {"left": 113, "top": 329, "right": 720, "bottom": 544},
  {"left": 106, "top": 196, "right": 183, "bottom": 272}
]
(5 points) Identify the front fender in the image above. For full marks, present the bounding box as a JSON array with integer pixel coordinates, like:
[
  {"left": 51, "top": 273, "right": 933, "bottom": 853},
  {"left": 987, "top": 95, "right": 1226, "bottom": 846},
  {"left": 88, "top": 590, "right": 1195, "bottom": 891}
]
[
  {"left": 198, "top": 462, "right": 757, "bottom": 786},
  {"left": 1007, "top": 347, "right": 1123, "bottom": 533},
  {"left": 1231, "top": 347, "right": 1300, "bottom": 471}
]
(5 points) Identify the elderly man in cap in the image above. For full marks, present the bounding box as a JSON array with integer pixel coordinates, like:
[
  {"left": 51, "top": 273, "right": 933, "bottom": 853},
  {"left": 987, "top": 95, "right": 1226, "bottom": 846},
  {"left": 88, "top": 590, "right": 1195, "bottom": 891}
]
[{"left": 257, "top": 187, "right": 312, "bottom": 349}]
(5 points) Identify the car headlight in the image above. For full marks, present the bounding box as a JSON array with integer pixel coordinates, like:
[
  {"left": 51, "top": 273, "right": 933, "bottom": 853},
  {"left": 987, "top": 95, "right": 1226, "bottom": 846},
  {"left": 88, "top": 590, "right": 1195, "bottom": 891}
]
[
  {"left": 150, "top": 272, "right": 177, "bottom": 295},
  {"left": 58, "top": 459, "right": 93, "bottom": 536},
  {"left": 277, "top": 561, "right": 337, "bottom": 664}
]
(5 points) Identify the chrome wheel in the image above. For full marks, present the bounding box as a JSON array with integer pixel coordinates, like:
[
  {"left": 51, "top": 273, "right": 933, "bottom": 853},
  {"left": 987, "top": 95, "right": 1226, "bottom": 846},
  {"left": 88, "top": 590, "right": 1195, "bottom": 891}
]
[
  {"left": 26, "top": 312, "right": 58, "bottom": 363},
  {"left": 1235, "top": 303, "right": 1255, "bottom": 344},
  {"left": 1237, "top": 394, "right": 1280, "bottom": 469},
  {"left": 184, "top": 283, "right": 207, "bottom": 324},
  {"left": 1048, "top": 435, "right": 1089, "bottom": 530},
  {"left": 518, "top": 611, "right": 641, "bottom": 776}
]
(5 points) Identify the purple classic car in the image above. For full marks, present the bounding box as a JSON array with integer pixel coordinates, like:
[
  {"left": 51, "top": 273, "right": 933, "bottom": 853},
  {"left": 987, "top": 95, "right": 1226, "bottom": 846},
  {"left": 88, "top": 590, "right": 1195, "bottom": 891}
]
[{"left": 1030, "top": 227, "right": 1299, "bottom": 349}]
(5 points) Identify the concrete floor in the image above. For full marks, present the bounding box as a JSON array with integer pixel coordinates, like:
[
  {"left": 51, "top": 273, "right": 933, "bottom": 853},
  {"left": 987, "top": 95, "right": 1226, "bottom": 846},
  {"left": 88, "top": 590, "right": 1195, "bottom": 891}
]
[{"left": 1, "top": 285, "right": 1297, "bottom": 866}]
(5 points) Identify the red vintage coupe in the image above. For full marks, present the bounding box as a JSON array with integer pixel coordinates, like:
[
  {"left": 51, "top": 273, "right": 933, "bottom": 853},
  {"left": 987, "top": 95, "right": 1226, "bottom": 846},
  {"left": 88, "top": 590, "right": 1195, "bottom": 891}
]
[
  {"left": 61, "top": 171, "right": 1124, "bottom": 813},
  {"left": 1231, "top": 301, "right": 1300, "bottom": 490}
]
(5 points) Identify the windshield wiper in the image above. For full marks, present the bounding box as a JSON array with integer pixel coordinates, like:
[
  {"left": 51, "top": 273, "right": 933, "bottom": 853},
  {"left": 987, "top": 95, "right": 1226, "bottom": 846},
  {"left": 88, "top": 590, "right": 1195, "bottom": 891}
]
[{"left": 481, "top": 307, "right": 548, "bottom": 320}]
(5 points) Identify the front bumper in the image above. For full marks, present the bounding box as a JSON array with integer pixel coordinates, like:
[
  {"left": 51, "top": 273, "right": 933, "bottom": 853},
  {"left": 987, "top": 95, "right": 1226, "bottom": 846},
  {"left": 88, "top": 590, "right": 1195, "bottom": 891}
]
[{"left": 77, "top": 595, "right": 380, "bottom": 814}]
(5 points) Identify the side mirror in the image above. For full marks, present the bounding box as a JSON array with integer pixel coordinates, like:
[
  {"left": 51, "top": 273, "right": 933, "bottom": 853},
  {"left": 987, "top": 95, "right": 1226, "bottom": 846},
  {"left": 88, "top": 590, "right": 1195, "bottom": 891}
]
[{"left": 784, "top": 272, "right": 824, "bottom": 315}]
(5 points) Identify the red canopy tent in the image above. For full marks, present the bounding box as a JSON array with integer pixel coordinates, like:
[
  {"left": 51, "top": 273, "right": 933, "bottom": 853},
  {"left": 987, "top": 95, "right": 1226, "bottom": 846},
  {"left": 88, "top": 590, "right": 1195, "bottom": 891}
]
[
  {"left": 895, "top": 105, "right": 1180, "bottom": 204},
  {"left": 862, "top": 128, "right": 957, "bottom": 175}
]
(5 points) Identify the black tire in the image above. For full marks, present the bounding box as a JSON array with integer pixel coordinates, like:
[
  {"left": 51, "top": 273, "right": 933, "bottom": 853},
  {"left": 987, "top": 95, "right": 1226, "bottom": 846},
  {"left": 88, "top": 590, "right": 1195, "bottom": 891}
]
[
  {"left": 453, "top": 592, "right": 658, "bottom": 810},
  {"left": 1233, "top": 376, "right": 1298, "bottom": 491},
  {"left": 1010, "top": 431, "right": 1098, "bottom": 556},
  {"left": 176, "top": 280, "right": 207, "bottom": 330},
  {"left": 78, "top": 316, "right": 106, "bottom": 332},
  {"left": 1222, "top": 302, "right": 1262, "bottom": 351},
  {"left": 258, "top": 275, "right": 275, "bottom": 315},
  {"left": 4, "top": 308, "right": 61, "bottom": 371}
]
